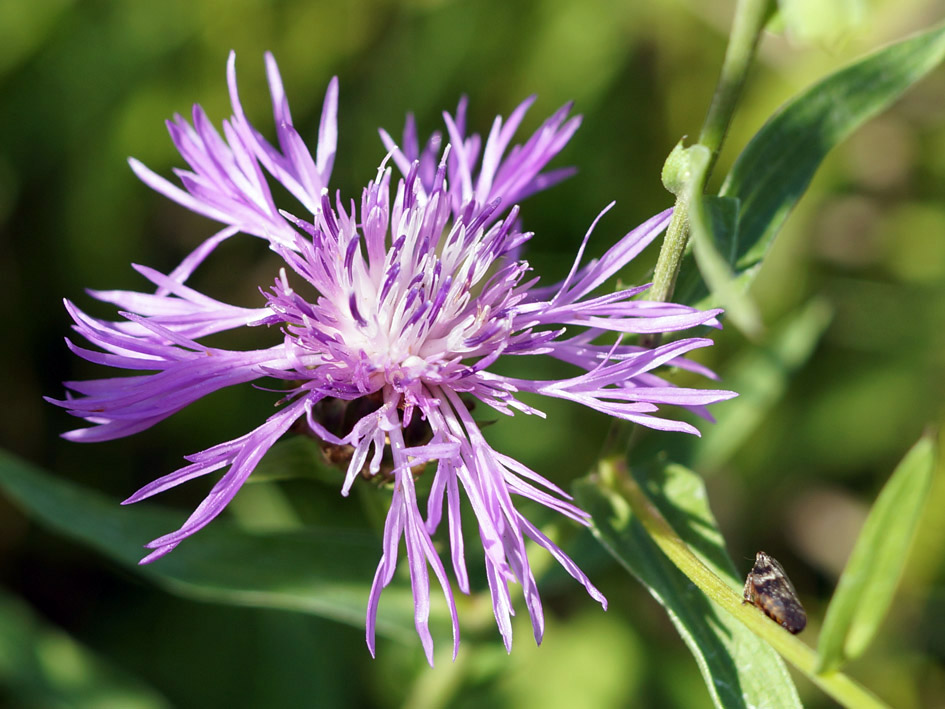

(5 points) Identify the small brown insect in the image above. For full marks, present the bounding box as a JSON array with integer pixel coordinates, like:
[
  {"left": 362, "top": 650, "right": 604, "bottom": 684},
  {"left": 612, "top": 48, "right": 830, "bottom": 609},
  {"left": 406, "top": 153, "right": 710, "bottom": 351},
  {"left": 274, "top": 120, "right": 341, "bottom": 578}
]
[{"left": 742, "top": 551, "right": 807, "bottom": 634}]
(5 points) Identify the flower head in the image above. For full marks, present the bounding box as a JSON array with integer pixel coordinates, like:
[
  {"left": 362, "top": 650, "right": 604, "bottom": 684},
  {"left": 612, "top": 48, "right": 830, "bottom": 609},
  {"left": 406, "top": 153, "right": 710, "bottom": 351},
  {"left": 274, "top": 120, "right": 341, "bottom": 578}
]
[{"left": 50, "top": 54, "right": 735, "bottom": 664}]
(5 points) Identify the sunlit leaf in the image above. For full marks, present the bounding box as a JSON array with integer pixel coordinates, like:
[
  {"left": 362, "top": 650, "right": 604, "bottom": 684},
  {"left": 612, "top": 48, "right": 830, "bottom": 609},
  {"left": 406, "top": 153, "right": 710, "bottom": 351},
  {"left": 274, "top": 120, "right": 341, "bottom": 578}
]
[
  {"left": 816, "top": 434, "right": 936, "bottom": 672},
  {"left": 675, "top": 25, "right": 945, "bottom": 311},
  {"left": 575, "top": 464, "right": 802, "bottom": 709},
  {"left": 0, "top": 449, "right": 426, "bottom": 643},
  {"left": 719, "top": 22, "right": 945, "bottom": 280}
]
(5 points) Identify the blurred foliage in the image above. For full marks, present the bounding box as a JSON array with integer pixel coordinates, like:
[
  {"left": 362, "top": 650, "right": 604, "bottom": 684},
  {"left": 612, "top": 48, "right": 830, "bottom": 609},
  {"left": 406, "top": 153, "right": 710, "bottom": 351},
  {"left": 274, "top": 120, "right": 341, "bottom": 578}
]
[{"left": 1, "top": 0, "right": 945, "bottom": 707}]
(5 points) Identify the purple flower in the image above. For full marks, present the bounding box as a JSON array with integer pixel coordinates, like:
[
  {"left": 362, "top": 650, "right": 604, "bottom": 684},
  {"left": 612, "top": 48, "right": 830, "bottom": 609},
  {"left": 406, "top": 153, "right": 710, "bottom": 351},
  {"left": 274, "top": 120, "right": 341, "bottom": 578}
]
[
  {"left": 126, "top": 51, "right": 579, "bottom": 289},
  {"left": 378, "top": 92, "right": 580, "bottom": 227},
  {"left": 50, "top": 54, "right": 735, "bottom": 664}
]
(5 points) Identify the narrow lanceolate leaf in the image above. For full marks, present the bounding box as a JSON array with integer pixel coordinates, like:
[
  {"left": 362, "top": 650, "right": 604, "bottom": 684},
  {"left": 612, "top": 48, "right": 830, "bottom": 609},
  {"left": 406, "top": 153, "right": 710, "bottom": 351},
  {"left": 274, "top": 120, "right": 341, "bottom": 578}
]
[
  {"left": 575, "top": 464, "right": 802, "bottom": 709},
  {"left": 686, "top": 143, "right": 763, "bottom": 339},
  {"left": 0, "top": 449, "right": 425, "bottom": 643},
  {"left": 816, "top": 434, "right": 937, "bottom": 673},
  {"left": 720, "top": 22, "right": 945, "bottom": 279}
]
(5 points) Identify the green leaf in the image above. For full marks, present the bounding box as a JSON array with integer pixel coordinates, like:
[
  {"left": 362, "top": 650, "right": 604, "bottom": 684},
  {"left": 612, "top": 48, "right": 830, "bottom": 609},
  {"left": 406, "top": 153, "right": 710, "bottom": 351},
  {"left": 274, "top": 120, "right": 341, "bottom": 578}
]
[
  {"left": 0, "top": 589, "right": 170, "bottom": 709},
  {"left": 686, "top": 143, "right": 764, "bottom": 339},
  {"left": 575, "top": 464, "right": 802, "bottom": 709},
  {"left": 0, "top": 449, "right": 425, "bottom": 643},
  {"left": 676, "top": 24, "right": 945, "bottom": 311},
  {"left": 694, "top": 298, "right": 833, "bottom": 471},
  {"left": 816, "top": 434, "right": 937, "bottom": 672},
  {"left": 720, "top": 23, "right": 945, "bottom": 279}
]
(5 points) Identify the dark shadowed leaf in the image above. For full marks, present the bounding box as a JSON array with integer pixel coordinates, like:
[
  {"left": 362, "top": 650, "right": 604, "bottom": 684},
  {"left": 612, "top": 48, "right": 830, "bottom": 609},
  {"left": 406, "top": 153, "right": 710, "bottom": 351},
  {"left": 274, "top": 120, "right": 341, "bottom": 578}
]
[
  {"left": 0, "top": 449, "right": 426, "bottom": 643},
  {"left": 0, "top": 589, "right": 170, "bottom": 709}
]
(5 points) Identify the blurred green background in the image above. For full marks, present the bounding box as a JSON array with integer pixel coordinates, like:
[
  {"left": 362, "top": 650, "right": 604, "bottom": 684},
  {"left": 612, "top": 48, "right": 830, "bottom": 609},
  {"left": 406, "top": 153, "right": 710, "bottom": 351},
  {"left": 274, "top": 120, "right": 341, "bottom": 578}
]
[{"left": 2, "top": 0, "right": 945, "bottom": 707}]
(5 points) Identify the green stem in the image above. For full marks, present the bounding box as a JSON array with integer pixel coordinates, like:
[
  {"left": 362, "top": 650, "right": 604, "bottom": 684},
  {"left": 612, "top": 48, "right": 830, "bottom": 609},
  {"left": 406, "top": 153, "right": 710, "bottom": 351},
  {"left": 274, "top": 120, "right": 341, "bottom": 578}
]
[
  {"left": 604, "top": 458, "right": 890, "bottom": 709},
  {"left": 647, "top": 205, "right": 691, "bottom": 309},
  {"left": 698, "top": 0, "right": 774, "bottom": 175},
  {"left": 648, "top": 0, "right": 773, "bottom": 306}
]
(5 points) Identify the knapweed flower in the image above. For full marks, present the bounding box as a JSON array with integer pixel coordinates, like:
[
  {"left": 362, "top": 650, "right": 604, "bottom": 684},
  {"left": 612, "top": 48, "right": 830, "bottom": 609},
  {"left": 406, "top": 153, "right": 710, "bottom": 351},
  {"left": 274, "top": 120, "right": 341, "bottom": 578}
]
[
  {"left": 50, "top": 53, "right": 735, "bottom": 664},
  {"left": 126, "top": 51, "right": 580, "bottom": 287}
]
